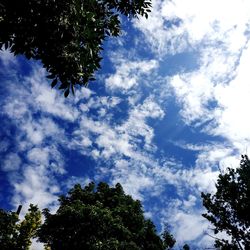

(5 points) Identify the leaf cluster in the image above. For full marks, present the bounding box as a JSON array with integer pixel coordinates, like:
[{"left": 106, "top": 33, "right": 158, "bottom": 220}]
[
  {"left": 0, "top": 0, "right": 151, "bottom": 96},
  {"left": 201, "top": 155, "right": 250, "bottom": 249}
]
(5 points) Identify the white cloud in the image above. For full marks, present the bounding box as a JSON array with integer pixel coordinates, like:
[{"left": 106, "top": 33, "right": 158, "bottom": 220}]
[
  {"left": 169, "top": 73, "right": 214, "bottom": 124},
  {"left": 2, "top": 153, "right": 21, "bottom": 171},
  {"left": 134, "top": 0, "right": 188, "bottom": 55},
  {"left": 109, "top": 160, "right": 155, "bottom": 200},
  {"left": 72, "top": 96, "right": 164, "bottom": 162},
  {"left": 11, "top": 117, "right": 64, "bottom": 150},
  {"left": 30, "top": 240, "right": 44, "bottom": 250},
  {"left": 106, "top": 59, "right": 158, "bottom": 91},
  {"left": 10, "top": 143, "right": 65, "bottom": 211},
  {"left": 80, "top": 96, "right": 121, "bottom": 117},
  {"left": 12, "top": 165, "right": 60, "bottom": 211},
  {"left": 183, "top": 195, "right": 197, "bottom": 208},
  {"left": 27, "top": 147, "right": 50, "bottom": 165},
  {"left": 28, "top": 67, "right": 79, "bottom": 122},
  {"left": 211, "top": 42, "right": 250, "bottom": 142},
  {"left": 0, "top": 49, "right": 18, "bottom": 68},
  {"left": 3, "top": 93, "right": 30, "bottom": 120},
  {"left": 65, "top": 176, "right": 93, "bottom": 190},
  {"left": 0, "top": 64, "right": 69, "bottom": 211},
  {"left": 173, "top": 210, "right": 207, "bottom": 241},
  {"left": 184, "top": 167, "right": 218, "bottom": 193},
  {"left": 134, "top": 0, "right": 250, "bottom": 56},
  {"left": 158, "top": 198, "right": 215, "bottom": 247}
]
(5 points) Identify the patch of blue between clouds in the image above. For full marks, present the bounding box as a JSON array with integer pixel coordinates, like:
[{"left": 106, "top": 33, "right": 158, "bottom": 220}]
[
  {"left": 60, "top": 148, "right": 96, "bottom": 179},
  {"left": 164, "top": 18, "right": 183, "bottom": 29},
  {"left": 146, "top": 89, "right": 223, "bottom": 168},
  {"left": 159, "top": 51, "right": 200, "bottom": 76},
  {"left": 0, "top": 116, "right": 21, "bottom": 209}
]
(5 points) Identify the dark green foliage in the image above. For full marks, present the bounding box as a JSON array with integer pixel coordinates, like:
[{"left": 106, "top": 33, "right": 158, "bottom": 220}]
[
  {"left": 201, "top": 155, "right": 250, "bottom": 250},
  {"left": 162, "top": 227, "right": 176, "bottom": 249},
  {"left": 0, "top": 0, "right": 151, "bottom": 96},
  {"left": 182, "top": 243, "right": 190, "bottom": 250},
  {"left": 38, "top": 182, "right": 175, "bottom": 250},
  {"left": 0, "top": 207, "right": 19, "bottom": 249},
  {"left": 0, "top": 204, "right": 41, "bottom": 250}
]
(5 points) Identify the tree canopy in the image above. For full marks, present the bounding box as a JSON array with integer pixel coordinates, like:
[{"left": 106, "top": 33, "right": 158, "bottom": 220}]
[
  {"left": 38, "top": 182, "right": 175, "bottom": 250},
  {"left": 0, "top": 0, "right": 152, "bottom": 96},
  {"left": 201, "top": 155, "right": 250, "bottom": 249},
  {"left": 0, "top": 204, "right": 41, "bottom": 250}
]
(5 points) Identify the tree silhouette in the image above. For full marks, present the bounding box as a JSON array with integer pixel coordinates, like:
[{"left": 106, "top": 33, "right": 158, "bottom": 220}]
[
  {"left": 38, "top": 182, "right": 175, "bottom": 250},
  {"left": 201, "top": 155, "right": 250, "bottom": 249},
  {"left": 0, "top": 0, "right": 152, "bottom": 96}
]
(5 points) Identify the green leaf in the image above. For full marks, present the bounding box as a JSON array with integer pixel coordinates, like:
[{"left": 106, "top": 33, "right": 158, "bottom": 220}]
[
  {"left": 59, "top": 82, "right": 68, "bottom": 90},
  {"left": 4, "top": 42, "right": 8, "bottom": 50},
  {"left": 51, "top": 78, "right": 57, "bottom": 88},
  {"left": 64, "top": 88, "right": 70, "bottom": 97}
]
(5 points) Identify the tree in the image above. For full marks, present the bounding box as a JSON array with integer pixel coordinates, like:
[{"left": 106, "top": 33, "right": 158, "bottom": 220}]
[
  {"left": 201, "top": 155, "right": 250, "bottom": 249},
  {"left": 38, "top": 182, "right": 175, "bottom": 250},
  {"left": 0, "top": 204, "right": 42, "bottom": 250},
  {"left": 0, "top": 0, "right": 152, "bottom": 96}
]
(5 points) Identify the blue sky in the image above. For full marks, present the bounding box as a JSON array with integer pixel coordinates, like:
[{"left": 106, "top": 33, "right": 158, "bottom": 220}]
[{"left": 1, "top": 0, "right": 250, "bottom": 248}]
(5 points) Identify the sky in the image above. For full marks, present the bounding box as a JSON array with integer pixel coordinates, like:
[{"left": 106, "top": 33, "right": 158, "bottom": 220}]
[{"left": 1, "top": 0, "right": 250, "bottom": 249}]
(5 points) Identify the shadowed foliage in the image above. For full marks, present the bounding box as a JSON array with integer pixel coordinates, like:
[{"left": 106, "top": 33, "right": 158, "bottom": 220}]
[
  {"left": 201, "top": 155, "right": 250, "bottom": 249},
  {"left": 38, "top": 182, "right": 175, "bottom": 250},
  {"left": 0, "top": 0, "right": 152, "bottom": 96}
]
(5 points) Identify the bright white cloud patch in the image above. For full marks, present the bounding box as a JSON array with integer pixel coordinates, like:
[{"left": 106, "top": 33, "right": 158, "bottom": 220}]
[
  {"left": 13, "top": 165, "right": 59, "bottom": 208},
  {"left": 106, "top": 58, "right": 158, "bottom": 91},
  {"left": 164, "top": 1, "right": 250, "bottom": 156},
  {"left": 135, "top": 0, "right": 250, "bottom": 55}
]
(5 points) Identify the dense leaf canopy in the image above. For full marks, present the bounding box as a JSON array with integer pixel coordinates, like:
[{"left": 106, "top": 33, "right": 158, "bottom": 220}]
[
  {"left": 0, "top": 0, "right": 151, "bottom": 96},
  {"left": 38, "top": 182, "right": 175, "bottom": 250},
  {"left": 201, "top": 155, "right": 250, "bottom": 250},
  {"left": 0, "top": 204, "right": 41, "bottom": 250}
]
